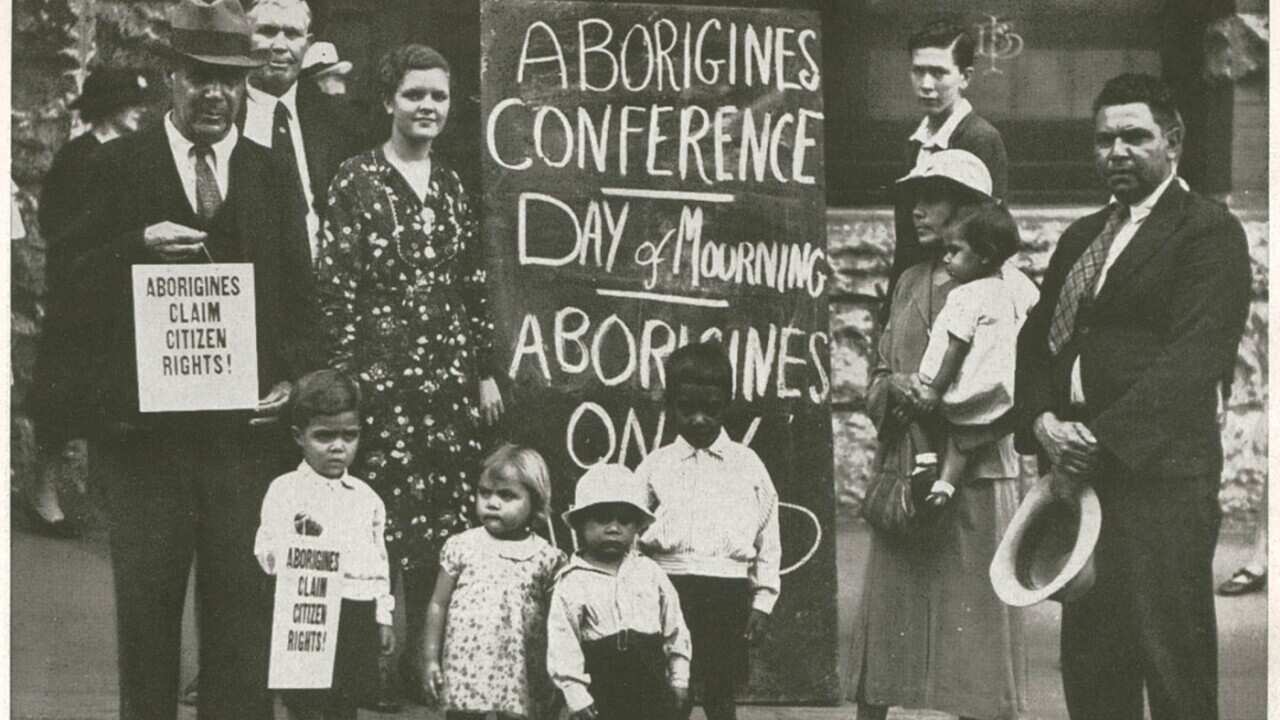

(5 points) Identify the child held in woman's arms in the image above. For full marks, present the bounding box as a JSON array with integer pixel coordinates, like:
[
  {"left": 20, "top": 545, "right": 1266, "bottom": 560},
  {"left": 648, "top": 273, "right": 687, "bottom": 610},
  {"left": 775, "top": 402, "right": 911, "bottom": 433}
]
[
  {"left": 548, "top": 464, "right": 692, "bottom": 720},
  {"left": 421, "top": 444, "right": 565, "bottom": 720},
  {"left": 638, "top": 341, "right": 781, "bottom": 720},
  {"left": 254, "top": 370, "right": 395, "bottom": 720},
  {"left": 907, "top": 203, "right": 1039, "bottom": 507}
]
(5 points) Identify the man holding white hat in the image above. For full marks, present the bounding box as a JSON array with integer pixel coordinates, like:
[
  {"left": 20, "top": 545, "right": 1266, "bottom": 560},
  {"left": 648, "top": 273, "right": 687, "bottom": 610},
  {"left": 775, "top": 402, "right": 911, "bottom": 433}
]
[{"left": 1016, "top": 73, "right": 1250, "bottom": 720}]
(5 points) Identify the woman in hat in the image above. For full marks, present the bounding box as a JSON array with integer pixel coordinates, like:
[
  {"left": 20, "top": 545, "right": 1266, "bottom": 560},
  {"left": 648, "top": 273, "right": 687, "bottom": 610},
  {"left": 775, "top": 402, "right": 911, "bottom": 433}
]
[
  {"left": 23, "top": 67, "right": 150, "bottom": 537},
  {"left": 847, "top": 149, "right": 1030, "bottom": 720},
  {"left": 317, "top": 43, "right": 505, "bottom": 701}
]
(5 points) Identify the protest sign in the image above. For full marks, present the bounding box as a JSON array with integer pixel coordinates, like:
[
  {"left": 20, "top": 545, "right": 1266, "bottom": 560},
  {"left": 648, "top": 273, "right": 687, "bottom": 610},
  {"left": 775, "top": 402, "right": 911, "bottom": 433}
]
[
  {"left": 267, "top": 536, "right": 344, "bottom": 690},
  {"left": 131, "top": 263, "right": 258, "bottom": 412},
  {"left": 481, "top": 0, "right": 837, "bottom": 702}
]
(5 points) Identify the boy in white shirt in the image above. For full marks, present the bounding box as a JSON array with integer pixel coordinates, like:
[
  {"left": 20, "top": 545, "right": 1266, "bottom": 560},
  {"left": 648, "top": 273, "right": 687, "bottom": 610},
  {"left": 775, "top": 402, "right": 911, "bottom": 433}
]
[
  {"left": 638, "top": 341, "right": 781, "bottom": 720},
  {"left": 255, "top": 369, "right": 395, "bottom": 720}
]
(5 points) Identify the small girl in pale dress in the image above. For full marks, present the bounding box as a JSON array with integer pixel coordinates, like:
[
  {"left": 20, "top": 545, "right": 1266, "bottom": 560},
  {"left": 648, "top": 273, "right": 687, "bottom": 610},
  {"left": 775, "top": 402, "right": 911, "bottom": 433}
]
[{"left": 421, "top": 443, "right": 565, "bottom": 719}]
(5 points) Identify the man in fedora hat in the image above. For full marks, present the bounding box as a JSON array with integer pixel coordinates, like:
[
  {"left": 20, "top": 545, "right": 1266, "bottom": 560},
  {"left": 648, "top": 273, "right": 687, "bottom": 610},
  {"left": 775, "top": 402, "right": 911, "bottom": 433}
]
[
  {"left": 240, "top": 0, "right": 361, "bottom": 263},
  {"left": 58, "top": 1, "right": 318, "bottom": 718},
  {"left": 1015, "top": 73, "right": 1250, "bottom": 720},
  {"left": 300, "top": 41, "right": 353, "bottom": 97}
]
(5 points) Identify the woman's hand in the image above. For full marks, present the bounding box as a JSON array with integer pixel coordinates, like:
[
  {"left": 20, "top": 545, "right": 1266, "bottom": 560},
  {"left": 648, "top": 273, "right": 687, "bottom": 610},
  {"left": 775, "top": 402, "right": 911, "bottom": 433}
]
[
  {"left": 478, "top": 377, "right": 504, "bottom": 425},
  {"left": 420, "top": 658, "right": 444, "bottom": 703},
  {"left": 886, "top": 373, "right": 924, "bottom": 420}
]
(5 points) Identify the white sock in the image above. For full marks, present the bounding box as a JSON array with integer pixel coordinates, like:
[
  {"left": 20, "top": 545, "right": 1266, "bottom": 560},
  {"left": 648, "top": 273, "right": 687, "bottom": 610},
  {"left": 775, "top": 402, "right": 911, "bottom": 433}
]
[{"left": 930, "top": 480, "right": 956, "bottom": 497}]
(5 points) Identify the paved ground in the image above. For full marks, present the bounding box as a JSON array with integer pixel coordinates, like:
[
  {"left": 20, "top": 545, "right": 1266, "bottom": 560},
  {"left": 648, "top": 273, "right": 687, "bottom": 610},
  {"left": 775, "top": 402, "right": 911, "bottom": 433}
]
[{"left": 10, "top": 508, "right": 1267, "bottom": 720}]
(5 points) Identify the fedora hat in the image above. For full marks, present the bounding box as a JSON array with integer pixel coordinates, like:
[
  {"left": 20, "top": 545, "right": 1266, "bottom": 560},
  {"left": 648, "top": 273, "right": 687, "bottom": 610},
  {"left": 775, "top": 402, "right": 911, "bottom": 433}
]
[
  {"left": 301, "top": 42, "right": 353, "bottom": 79},
  {"left": 989, "top": 472, "right": 1101, "bottom": 607},
  {"left": 163, "top": 0, "right": 265, "bottom": 68},
  {"left": 562, "top": 463, "right": 655, "bottom": 527},
  {"left": 896, "top": 149, "right": 993, "bottom": 203},
  {"left": 70, "top": 68, "right": 150, "bottom": 120}
]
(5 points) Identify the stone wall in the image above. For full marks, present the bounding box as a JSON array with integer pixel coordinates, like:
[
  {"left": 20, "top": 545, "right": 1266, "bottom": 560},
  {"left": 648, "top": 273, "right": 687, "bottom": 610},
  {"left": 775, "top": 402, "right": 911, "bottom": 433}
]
[{"left": 828, "top": 207, "right": 1270, "bottom": 522}]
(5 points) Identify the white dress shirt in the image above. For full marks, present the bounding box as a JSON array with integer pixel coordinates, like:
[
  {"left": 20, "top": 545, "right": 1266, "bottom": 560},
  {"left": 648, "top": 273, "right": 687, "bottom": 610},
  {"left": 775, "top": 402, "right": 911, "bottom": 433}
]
[
  {"left": 255, "top": 462, "right": 395, "bottom": 625},
  {"left": 163, "top": 112, "right": 237, "bottom": 214},
  {"left": 1069, "top": 172, "right": 1179, "bottom": 405},
  {"left": 909, "top": 97, "right": 973, "bottom": 169},
  {"left": 243, "top": 83, "right": 319, "bottom": 255},
  {"left": 637, "top": 430, "right": 782, "bottom": 614}
]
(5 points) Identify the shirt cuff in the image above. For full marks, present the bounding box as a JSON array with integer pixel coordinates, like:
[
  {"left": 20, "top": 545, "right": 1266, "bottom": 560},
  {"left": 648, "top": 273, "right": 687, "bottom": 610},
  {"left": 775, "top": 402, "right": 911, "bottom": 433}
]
[
  {"left": 670, "top": 658, "right": 690, "bottom": 688},
  {"left": 561, "top": 684, "right": 595, "bottom": 713},
  {"left": 375, "top": 594, "right": 396, "bottom": 627},
  {"left": 751, "top": 588, "right": 778, "bottom": 614}
]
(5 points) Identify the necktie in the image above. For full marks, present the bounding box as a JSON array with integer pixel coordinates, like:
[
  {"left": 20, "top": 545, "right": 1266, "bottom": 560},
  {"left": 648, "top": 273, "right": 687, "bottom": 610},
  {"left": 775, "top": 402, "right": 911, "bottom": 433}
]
[
  {"left": 273, "top": 101, "right": 307, "bottom": 214},
  {"left": 1047, "top": 203, "right": 1130, "bottom": 355},
  {"left": 193, "top": 144, "right": 222, "bottom": 219}
]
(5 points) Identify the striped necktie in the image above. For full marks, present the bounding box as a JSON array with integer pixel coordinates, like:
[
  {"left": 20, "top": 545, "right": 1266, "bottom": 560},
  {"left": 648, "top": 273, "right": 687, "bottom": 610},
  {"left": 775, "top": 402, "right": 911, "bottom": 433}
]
[
  {"left": 1047, "top": 203, "right": 1129, "bottom": 355},
  {"left": 193, "top": 144, "right": 223, "bottom": 219}
]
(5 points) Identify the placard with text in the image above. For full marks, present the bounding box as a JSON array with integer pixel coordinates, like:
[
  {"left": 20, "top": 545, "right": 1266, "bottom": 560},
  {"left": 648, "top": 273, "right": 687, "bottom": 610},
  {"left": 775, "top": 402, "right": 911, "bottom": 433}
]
[
  {"left": 481, "top": 0, "right": 837, "bottom": 702},
  {"left": 268, "top": 536, "right": 344, "bottom": 689},
  {"left": 131, "top": 263, "right": 258, "bottom": 412}
]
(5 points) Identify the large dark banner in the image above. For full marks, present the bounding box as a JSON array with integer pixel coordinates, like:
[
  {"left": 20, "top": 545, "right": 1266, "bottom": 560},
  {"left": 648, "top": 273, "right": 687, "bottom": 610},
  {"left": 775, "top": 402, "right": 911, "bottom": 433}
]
[{"left": 481, "top": 0, "right": 836, "bottom": 702}]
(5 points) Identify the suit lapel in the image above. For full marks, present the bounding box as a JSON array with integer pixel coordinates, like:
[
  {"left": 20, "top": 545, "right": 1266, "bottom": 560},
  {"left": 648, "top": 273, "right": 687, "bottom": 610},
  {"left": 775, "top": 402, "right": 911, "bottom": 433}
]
[
  {"left": 140, "top": 125, "right": 197, "bottom": 222},
  {"left": 296, "top": 87, "right": 326, "bottom": 200},
  {"left": 1095, "top": 182, "right": 1187, "bottom": 305}
]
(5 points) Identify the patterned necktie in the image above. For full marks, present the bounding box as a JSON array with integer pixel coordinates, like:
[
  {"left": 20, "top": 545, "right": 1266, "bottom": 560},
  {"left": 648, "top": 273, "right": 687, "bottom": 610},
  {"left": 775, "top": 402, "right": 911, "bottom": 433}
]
[
  {"left": 1047, "top": 203, "right": 1130, "bottom": 355},
  {"left": 193, "top": 144, "right": 222, "bottom": 219}
]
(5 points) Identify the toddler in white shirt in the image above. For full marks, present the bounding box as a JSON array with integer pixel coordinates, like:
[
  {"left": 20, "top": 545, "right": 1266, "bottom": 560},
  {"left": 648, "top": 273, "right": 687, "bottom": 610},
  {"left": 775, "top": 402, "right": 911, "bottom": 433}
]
[{"left": 908, "top": 203, "right": 1039, "bottom": 506}]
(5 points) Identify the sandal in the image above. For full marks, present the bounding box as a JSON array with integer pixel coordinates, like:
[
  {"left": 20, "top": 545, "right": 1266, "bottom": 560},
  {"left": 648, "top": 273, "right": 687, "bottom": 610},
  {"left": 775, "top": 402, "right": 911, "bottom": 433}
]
[{"left": 1217, "top": 568, "right": 1266, "bottom": 596}]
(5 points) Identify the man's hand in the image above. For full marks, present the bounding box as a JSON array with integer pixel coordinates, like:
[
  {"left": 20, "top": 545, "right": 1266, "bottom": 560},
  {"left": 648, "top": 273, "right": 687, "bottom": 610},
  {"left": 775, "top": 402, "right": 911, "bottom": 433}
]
[
  {"left": 570, "top": 704, "right": 599, "bottom": 720},
  {"left": 420, "top": 659, "right": 444, "bottom": 703},
  {"left": 1049, "top": 470, "right": 1087, "bottom": 503},
  {"left": 379, "top": 625, "right": 396, "bottom": 656},
  {"left": 1034, "top": 413, "right": 1099, "bottom": 477},
  {"left": 478, "top": 377, "right": 504, "bottom": 426},
  {"left": 743, "top": 609, "right": 770, "bottom": 646},
  {"left": 671, "top": 686, "right": 691, "bottom": 717},
  {"left": 143, "top": 221, "right": 208, "bottom": 260},
  {"left": 251, "top": 381, "right": 293, "bottom": 425}
]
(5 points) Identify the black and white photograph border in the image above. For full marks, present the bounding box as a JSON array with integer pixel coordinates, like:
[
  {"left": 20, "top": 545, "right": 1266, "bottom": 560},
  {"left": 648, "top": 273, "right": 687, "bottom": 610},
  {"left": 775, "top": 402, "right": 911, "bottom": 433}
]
[{"left": 3, "top": 1, "right": 1275, "bottom": 719}]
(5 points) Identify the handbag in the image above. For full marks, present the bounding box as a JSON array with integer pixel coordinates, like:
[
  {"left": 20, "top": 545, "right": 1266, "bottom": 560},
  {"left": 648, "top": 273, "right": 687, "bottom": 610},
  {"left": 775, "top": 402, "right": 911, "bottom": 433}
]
[{"left": 861, "top": 423, "right": 945, "bottom": 542}]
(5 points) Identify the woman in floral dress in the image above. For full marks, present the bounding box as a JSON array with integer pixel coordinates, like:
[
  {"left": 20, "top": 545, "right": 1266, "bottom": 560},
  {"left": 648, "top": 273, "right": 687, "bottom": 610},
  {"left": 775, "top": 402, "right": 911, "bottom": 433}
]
[{"left": 318, "top": 43, "right": 504, "bottom": 692}]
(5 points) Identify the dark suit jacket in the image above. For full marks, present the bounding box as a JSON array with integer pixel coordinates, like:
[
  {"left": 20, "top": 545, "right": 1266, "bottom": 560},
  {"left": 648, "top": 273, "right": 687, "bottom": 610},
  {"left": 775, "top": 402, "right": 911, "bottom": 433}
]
[
  {"left": 1014, "top": 181, "right": 1250, "bottom": 479},
  {"left": 238, "top": 84, "right": 363, "bottom": 231},
  {"left": 887, "top": 110, "right": 1009, "bottom": 311},
  {"left": 61, "top": 123, "right": 318, "bottom": 429}
]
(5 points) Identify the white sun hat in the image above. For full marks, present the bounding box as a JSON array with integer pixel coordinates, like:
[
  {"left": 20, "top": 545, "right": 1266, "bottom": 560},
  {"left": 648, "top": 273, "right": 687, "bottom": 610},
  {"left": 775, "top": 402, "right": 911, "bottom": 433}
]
[
  {"left": 562, "top": 463, "right": 654, "bottom": 526},
  {"left": 989, "top": 472, "right": 1102, "bottom": 607}
]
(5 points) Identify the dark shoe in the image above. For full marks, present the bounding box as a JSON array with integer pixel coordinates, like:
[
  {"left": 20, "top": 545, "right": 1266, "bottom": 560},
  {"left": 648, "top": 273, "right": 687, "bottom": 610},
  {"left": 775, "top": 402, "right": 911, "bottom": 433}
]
[
  {"left": 360, "top": 662, "right": 404, "bottom": 713},
  {"left": 19, "top": 499, "right": 80, "bottom": 539},
  {"left": 180, "top": 675, "right": 198, "bottom": 706},
  {"left": 1217, "top": 568, "right": 1266, "bottom": 596}
]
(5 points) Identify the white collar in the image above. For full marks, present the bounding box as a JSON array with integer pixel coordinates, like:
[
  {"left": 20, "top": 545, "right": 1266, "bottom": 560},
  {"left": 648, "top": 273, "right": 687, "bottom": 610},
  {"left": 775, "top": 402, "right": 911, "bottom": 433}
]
[
  {"left": 908, "top": 97, "right": 973, "bottom": 150},
  {"left": 163, "top": 111, "right": 239, "bottom": 161},
  {"left": 1109, "top": 172, "right": 1178, "bottom": 225},
  {"left": 673, "top": 428, "right": 731, "bottom": 460},
  {"left": 295, "top": 460, "right": 356, "bottom": 489},
  {"left": 247, "top": 81, "right": 299, "bottom": 117},
  {"left": 559, "top": 550, "right": 642, "bottom": 578}
]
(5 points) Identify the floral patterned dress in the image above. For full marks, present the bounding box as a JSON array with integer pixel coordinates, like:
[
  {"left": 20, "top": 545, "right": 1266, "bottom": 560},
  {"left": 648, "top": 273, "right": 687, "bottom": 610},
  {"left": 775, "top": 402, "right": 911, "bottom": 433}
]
[
  {"left": 319, "top": 149, "right": 496, "bottom": 571},
  {"left": 439, "top": 528, "right": 565, "bottom": 718}
]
